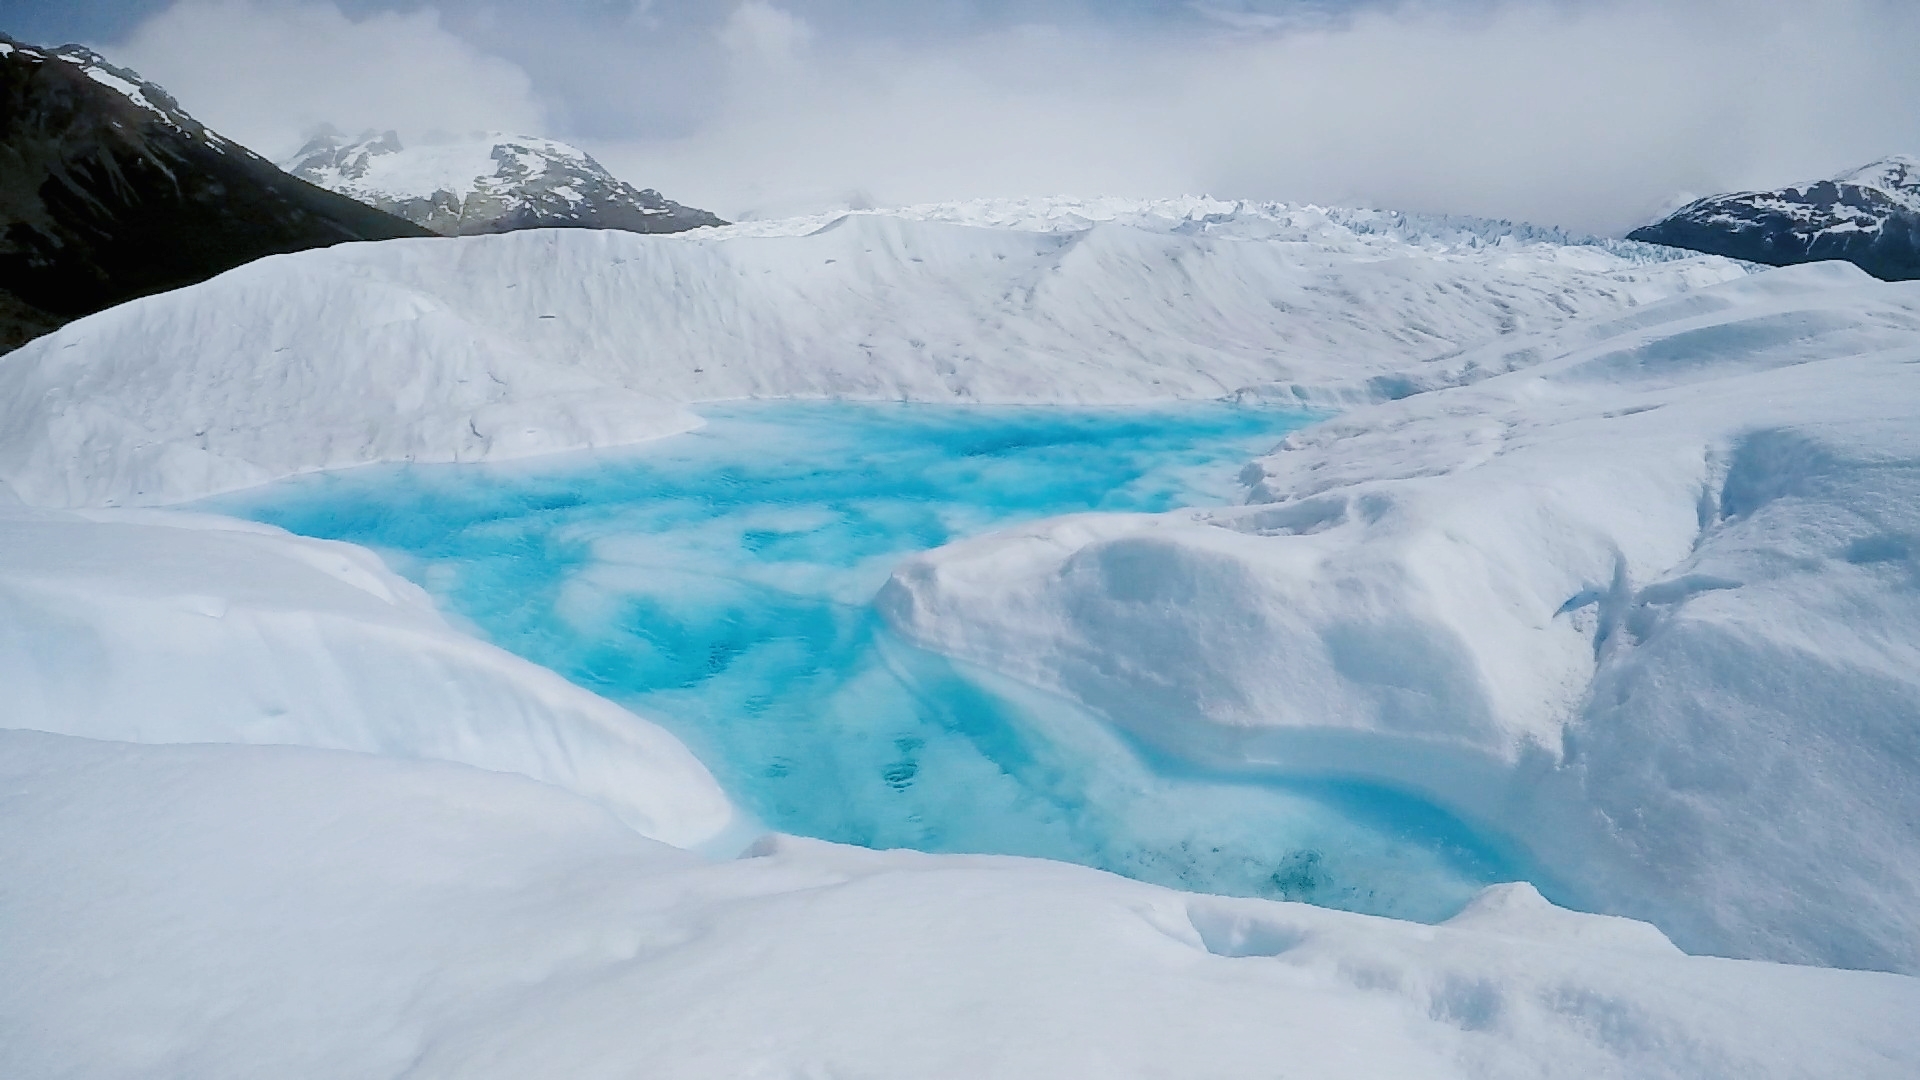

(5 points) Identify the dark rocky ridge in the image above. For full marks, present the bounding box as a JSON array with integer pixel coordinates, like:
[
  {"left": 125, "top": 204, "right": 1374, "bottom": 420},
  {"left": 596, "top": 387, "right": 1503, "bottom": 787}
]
[
  {"left": 0, "top": 36, "right": 432, "bottom": 352},
  {"left": 1629, "top": 158, "right": 1920, "bottom": 282}
]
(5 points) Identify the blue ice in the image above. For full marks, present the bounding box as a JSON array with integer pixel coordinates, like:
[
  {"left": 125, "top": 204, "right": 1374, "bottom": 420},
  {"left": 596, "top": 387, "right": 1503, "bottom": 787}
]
[{"left": 211, "top": 401, "right": 1526, "bottom": 921}]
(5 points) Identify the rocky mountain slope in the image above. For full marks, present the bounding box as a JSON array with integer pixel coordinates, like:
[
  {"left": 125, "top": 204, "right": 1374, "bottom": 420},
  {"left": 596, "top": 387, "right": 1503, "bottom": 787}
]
[
  {"left": 282, "top": 130, "right": 724, "bottom": 236},
  {"left": 0, "top": 37, "right": 432, "bottom": 352},
  {"left": 1630, "top": 155, "right": 1920, "bottom": 281}
]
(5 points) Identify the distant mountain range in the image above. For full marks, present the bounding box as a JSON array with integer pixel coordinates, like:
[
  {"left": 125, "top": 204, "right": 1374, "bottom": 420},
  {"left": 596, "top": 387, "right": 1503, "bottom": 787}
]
[
  {"left": 281, "top": 130, "right": 725, "bottom": 237},
  {"left": 0, "top": 36, "right": 430, "bottom": 352},
  {"left": 1630, "top": 156, "right": 1920, "bottom": 281}
]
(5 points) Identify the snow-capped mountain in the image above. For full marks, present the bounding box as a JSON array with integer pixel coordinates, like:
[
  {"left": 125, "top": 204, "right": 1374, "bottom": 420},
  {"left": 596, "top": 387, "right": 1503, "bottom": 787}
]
[
  {"left": 282, "top": 130, "right": 725, "bottom": 236},
  {"left": 0, "top": 36, "right": 430, "bottom": 352},
  {"left": 1629, "top": 155, "right": 1920, "bottom": 281}
]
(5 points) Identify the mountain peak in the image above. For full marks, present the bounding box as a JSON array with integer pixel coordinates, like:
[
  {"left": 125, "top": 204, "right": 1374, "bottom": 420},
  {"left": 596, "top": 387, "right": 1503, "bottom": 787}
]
[
  {"left": 1628, "top": 153, "right": 1920, "bottom": 281},
  {"left": 1833, "top": 155, "right": 1920, "bottom": 211},
  {"left": 281, "top": 130, "right": 724, "bottom": 236}
]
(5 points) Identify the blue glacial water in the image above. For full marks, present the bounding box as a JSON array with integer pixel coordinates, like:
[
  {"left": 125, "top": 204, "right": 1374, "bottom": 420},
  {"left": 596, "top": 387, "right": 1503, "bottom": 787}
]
[{"left": 210, "top": 400, "right": 1526, "bottom": 922}]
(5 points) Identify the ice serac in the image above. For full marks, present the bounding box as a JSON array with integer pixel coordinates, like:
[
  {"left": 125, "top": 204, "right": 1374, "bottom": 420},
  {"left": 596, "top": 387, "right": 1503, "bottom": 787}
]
[
  {"left": 0, "top": 35, "right": 431, "bottom": 352},
  {"left": 5, "top": 728, "right": 1915, "bottom": 1079},
  {"left": 0, "top": 506, "right": 735, "bottom": 849},
  {"left": 1630, "top": 155, "right": 1920, "bottom": 281},
  {"left": 282, "top": 129, "right": 725, "bottom": 236},
  {"left": 881, "top": 261, "right": 1920, "bottom": 972},
  {"left": 0, "top": 199, "right": 1743, "bottom": 507}
]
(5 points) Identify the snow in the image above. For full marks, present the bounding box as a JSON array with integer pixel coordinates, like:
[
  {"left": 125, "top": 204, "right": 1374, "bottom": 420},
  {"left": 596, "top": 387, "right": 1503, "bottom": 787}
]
[
  {"left": 4, "top": 191, "right": 1916, "bottom": 1069},
  {"left": 1835, "top": 154, "right": 1920, "bottom": 212},
  {"left": 0, "top": 201, "right": 1744, "bottom": 508},
  {"left": 78, "top": 66, "right": 168, "bottom": 119},
  {"left": 293, "top": 132, "right": 573, "bottom": 204},
  {"left": 881, "top": 260, "right": 1920, "bottom": 972},
  {"left": 280, "top": 131, "right": 641, "bottom": 222},
  {"left": 37, "top": 46, "right": 187, "bottom": 131},
  {"left": 6, "top": 727, "right": 1915, "bottom": 1079},
  {"left": 0, "top": 505, "right": 736, "bottom": 849}
]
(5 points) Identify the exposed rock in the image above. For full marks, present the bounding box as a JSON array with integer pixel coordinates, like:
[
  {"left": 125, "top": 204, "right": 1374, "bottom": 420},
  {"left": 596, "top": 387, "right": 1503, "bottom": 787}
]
[
  {"left": 1630, "top": 156, "right": 1920, "bottom": 281},
  {"left": 282, "top": 129, "right": 725, "bottom": 236},
  {"left": 0, "top": 36, "right": 432, "bottom": 353}
]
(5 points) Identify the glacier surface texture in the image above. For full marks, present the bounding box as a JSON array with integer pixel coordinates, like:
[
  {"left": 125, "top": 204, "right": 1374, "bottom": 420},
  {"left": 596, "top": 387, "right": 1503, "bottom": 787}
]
[
  {"left": 886, "top": 262, "right": 1920, "bottom": 971},
  {"left": 215, "top": 401, "right": 1524, "bottom": 921},
  {"left": 3, "top": 197, "right": 1917, "bottom": 1075}
]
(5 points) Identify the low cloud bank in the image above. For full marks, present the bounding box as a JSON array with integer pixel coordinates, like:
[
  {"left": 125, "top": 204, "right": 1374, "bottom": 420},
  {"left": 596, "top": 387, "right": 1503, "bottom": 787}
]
[{"left": 111, "top": 0, "right": 1920, "bottom": 233}]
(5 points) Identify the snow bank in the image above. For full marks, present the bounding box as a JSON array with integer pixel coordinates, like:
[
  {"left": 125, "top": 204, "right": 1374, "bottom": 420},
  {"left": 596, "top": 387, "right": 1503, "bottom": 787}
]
[
  {"left": 882, "top": 262, "right": 1920, "bottom": 971},
  {"left": 0, "top": 200, "right": 1742, "bottom": 507},
  {"left": 0, "top": 507, "right": 734, "bottom": 848},
  {"left": 5, "top": 728, "right": 1913, "bottom": 1080}
]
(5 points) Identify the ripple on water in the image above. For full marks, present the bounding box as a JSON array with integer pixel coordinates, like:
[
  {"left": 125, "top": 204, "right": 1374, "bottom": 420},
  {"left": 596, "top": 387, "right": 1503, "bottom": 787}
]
[{"left": 210, "top": 401, "right": 1528, "bottom": 922}]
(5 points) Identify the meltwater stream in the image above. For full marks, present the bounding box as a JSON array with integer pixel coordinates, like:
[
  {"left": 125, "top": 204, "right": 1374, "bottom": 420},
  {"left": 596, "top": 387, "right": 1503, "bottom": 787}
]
[{"left": 212, "top": 401, "right": 1522, "bottom": 922}]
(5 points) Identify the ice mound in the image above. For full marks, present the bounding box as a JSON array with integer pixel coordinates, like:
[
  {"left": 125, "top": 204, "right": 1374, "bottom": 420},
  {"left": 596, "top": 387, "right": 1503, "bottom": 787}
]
[
  {"left": 882, "top": 262, "right": 1920, "bottom": 971},
  {"left": 5, "top": 728, "right": 1913, "bottom": 1079},
  {"left": 0, "top": 506, "right": 734, "bottom": 848},
  {"left": 0, "top": 201, "right": 1743, "bottom": 508}
]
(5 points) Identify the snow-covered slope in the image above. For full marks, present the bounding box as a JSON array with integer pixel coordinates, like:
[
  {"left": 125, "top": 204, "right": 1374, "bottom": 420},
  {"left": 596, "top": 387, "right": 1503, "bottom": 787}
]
[
  {"left": 881, "top": 261, "right": 1920, "bottom": 972},
  {"left": 282, "top": 130, "right": 724, "bottom": 236},
  {"left": 0, "top": 506, "right": 734, "bottom": 848},
  {"left": 6, "top": 728, "right": 1915, "bottom": 1079},
  {"left": 1834, "top": 155, "right": 1920, "bottom": 212},
  {"left": 1631, "top": 155, "right": 1920, "bottom": 281},
  {"left": 0, "top": 199, "right": 1743, "bottom": 507}
]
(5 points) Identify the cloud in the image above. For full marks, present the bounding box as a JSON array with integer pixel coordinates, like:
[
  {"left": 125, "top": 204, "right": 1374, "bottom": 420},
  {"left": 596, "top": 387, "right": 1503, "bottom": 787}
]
[
  {"left": 588, "top": 0, "right": 1920, "bottom": 233},
  {"left": 719, "top": 1, "right": 814, "bottom": 62},
  {"left": 101, "top": 0, "right": 1920, "bottom": 232},
  {"left": 108, "top": 0, "right": 546, "bottom": 160}
]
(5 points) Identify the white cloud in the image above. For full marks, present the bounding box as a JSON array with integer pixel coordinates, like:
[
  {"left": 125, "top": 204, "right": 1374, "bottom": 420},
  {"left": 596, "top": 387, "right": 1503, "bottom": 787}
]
[
  {"left": 110, "top": 0, "right": 547, "bottom": 160},
  {"left": 104, "top": 0, "right": 1920, "bottom": 233},
  {"left": 719, "top": 1, "right": 813, "bottom": 62},
  {"left": 588, "top": 0, "right": 1920, "bottom": 233}
]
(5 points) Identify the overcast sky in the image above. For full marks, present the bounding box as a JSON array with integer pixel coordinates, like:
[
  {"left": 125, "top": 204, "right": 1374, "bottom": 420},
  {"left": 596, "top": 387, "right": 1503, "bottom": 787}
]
[{"left": 5, "top": 0, "right": 1918, "bottom": 232}]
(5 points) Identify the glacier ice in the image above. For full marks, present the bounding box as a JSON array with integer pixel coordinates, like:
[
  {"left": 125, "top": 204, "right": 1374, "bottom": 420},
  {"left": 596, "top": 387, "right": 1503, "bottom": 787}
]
[
  {"left": 212, "top": 400, "right": 1529, "bottom": 921},
  {"left": 5, "top": 727, "right": 1916, "bottom": 1079},
  {"left": 0, "top": 199, "right": 1744, "bottom": 508},
  {"left": 2, "top": 192, "right": 1916, "bottom": 1073},
  {"left": 0, "top": 505, "right": 735, "bottom": 848},
  {"left": 884, "top": 262, "right": 1920, "bottom": 971}
]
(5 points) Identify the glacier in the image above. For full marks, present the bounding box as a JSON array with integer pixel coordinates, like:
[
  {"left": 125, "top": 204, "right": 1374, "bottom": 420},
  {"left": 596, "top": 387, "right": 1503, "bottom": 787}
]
[
  {"left": 5, "top": 728, "right": 1916, "bottom": 1079},
  {"left": 0, "top": 504, "right": 734, "bottom": 849},
  {"left": 207, "top": 400, "right": 1523, "bottom": 921},
  {"left": 2, "top": 196, "right": 1917, "bottom": 1074},
  {"left": 883, "top": 261, "right": 1920, "bottom": 971},
  {"left": 0, "top": 198, "right": 1742, "bottom": 508}
]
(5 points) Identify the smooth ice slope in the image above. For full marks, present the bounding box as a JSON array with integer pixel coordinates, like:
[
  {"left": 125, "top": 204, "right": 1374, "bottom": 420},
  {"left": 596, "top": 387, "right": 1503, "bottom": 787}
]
[
  {"left": 214, "top": 401, "right": 1521, "bottom": 921},
  {"left": 0, "top": 506, "right": 733, "bottom": 848},
  {"left": 884, "top": 262, "right": 1920, "bottom": 972},
  {"left": 0, "top": 198, "right": 1743, "bottom": 507},
  {"left": 6, "top": 728, "right": 1917, "bottom": 1080}
]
